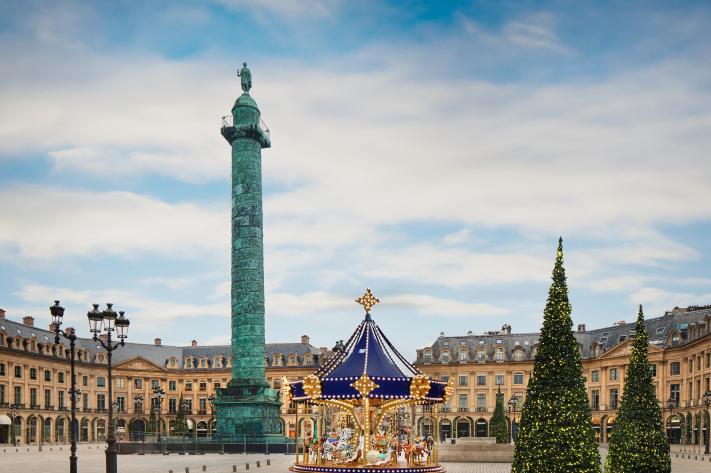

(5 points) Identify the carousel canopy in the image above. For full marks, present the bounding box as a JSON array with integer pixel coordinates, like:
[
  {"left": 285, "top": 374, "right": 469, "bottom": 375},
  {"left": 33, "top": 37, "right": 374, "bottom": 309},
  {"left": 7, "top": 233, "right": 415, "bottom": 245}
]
[{"left": 287, "top": 289, "right": 450, "bottom": 403}]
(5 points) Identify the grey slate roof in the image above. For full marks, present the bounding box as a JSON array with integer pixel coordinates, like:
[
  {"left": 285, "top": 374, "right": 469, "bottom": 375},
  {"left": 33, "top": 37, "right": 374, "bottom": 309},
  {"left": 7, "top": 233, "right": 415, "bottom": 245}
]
[
  {"left": 0, "top": 315, "right": 324, "bottom": 370},
  {"left": 415, "top": 305, "right": 711, "bottom": 364}
]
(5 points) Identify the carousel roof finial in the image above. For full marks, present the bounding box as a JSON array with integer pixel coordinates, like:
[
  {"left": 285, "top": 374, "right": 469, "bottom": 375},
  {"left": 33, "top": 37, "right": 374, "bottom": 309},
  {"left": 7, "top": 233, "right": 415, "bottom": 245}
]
[{"left": 356, "top": 288, "right": 379, "bottom": 314}]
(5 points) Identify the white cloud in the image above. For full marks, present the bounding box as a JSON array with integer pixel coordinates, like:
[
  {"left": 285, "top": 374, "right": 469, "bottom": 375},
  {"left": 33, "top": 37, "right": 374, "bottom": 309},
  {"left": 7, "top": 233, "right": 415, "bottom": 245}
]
[
  {"left": 387, "top": 293, "right": 508, "bottom": 317},
  {"left": 0, "top": 185, "right": 227, "bottom": 260},
  {"left": 213, "top": 0, "right": 342, "bottom": 18},
  {"left": 442, "top": 229, "right": 471, "bottom": 245}
]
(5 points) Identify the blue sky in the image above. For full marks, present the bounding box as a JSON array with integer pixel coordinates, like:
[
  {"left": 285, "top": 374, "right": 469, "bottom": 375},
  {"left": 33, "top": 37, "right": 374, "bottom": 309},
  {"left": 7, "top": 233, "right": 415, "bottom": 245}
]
[{"left": 1, "top": 0, "right": 711, "bottom": 357}]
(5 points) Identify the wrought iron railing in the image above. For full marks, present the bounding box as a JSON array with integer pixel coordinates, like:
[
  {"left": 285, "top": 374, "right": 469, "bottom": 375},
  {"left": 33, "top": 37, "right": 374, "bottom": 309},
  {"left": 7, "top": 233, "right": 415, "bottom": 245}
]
[{"left": 221, "top": 115, "right": 271, "bottom": 141}]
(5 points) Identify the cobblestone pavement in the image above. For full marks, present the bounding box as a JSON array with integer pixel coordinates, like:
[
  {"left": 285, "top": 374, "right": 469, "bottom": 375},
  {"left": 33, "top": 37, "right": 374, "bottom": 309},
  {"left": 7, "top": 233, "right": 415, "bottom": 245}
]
[{"left": 0, "top": 445, "right": 708, "bottom": 473}]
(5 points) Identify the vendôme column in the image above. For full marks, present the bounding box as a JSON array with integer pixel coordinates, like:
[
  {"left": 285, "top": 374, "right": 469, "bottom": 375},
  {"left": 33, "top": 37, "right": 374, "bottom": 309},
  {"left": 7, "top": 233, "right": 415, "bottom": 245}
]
[{"left": 215, "top": 63, "right": 284, "bottom": 441}]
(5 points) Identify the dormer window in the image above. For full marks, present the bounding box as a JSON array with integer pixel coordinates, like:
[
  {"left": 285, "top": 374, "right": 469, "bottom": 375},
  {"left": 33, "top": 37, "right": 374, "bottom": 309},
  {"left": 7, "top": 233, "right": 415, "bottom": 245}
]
[
  {"left": 477, "top": 350, "right": 485, "bottom": 361},
  {"left": 273, "top": 353, "right": 284, "bottom": 366},
  {"left": 441, "top": 351, "right": 450, "bottom": 363},
  {"left": 423, "top": 350, "right": 432, "bottom": 363},
  {"left": 459, "top": 349, "right": 467, "bottom": 362},
  {"left": 495, "top": 347, "right": 504, "bottom": 362},
  {"left": 304, "top": 354, "right": 313, "bottom": 365}
]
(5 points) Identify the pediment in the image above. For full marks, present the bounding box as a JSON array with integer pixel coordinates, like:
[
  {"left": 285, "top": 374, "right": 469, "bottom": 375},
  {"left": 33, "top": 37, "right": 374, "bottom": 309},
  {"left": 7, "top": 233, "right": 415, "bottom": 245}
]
[
  {"left": 115, "top": 356, "right": 165, "bottom": 371},
  {"left": 599, "top": 339, "right": 664, "bottom": 359}
]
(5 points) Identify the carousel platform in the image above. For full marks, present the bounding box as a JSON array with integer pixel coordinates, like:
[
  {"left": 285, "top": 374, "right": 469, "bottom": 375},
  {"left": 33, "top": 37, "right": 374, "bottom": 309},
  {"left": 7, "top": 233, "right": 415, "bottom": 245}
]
[{"left": 290, "top": 462, "right": 445, "bottom": 473}]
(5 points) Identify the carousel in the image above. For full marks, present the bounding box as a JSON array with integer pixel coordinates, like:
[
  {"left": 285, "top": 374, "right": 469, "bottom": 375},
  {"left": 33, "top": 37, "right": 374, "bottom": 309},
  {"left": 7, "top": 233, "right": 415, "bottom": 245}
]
[{"left": 284, "top": 289, "right": 453, "bottom": 473}]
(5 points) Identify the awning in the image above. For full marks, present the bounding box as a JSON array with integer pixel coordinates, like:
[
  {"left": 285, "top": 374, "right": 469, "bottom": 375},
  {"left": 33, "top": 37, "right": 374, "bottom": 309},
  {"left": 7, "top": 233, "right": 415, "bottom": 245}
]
[{"left": 0, "top": 415, "right": 11, "bottom": 425}]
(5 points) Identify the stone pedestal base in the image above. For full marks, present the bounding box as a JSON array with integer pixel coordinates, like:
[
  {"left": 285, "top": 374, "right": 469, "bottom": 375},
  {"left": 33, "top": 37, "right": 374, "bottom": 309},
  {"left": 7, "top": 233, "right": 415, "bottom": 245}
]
[
  {"left": 439, "top": 438, "right": 514, "bottom": 463},
  {"left": 214, "top": 381, "right": 285, "bottom": 441}
]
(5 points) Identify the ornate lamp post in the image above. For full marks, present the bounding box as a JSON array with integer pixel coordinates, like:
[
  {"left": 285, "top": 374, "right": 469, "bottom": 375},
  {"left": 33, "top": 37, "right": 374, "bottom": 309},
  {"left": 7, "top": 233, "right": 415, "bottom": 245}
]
[
  {"left": 9, "top": 403, "right": 19, "bottom": 446},
  {"left": 133, "top": 394, "right": 144, "bottom": 441},
  {"left": 208, "top": 394, "right": 216, "bottom": 437},
  {"left": 152, "top": 387, "right": 166, "bottom": 442},
  {"left": 703, "top": 390, "right": 711, "bottom": 455},
  {"left": 88, "top": 303, "right": 129, "bottom": 473},
  {"left": 507, "top": 394, "right": 519, "bottom": 444},
  {"left": 50, "top": 300, "right": 79, "bottom": 473}
]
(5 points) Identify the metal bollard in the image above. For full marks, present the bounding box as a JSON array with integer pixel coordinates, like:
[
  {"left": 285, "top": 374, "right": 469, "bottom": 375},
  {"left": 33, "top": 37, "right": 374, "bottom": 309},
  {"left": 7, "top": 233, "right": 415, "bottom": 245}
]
[
  {"left": 267, "top": 460, "right": 271, "bottom": 466},
  {"left": 202, "top": 466, "right": 206, "bottom": 471},
  {"left": 186, "top": 468, "right": 190, "bottom": 473},
  {"left": 246, "top": 463, "right": 250, "bottom": 470},
  {"left": 257, "top": 461, "right": 261, "bottom": 467},
  {"left": 233, "top": 466, "right": 237, "bottom": 472},
  {"left": 169, "top": 470, "right": 173, "bottom": 473}
]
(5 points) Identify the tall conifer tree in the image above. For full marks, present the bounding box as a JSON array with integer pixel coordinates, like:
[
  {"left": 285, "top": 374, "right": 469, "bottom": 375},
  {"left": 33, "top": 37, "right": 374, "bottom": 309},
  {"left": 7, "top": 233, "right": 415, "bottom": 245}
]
[
  {"left": 605, "top": 306, "right": 671, "bottom": 473},
  {"left": 511, "top": 238, "right": 600, "bottom": 473},
  {"left": 490, "top": 388, "right": 509, "bottom": 443}
]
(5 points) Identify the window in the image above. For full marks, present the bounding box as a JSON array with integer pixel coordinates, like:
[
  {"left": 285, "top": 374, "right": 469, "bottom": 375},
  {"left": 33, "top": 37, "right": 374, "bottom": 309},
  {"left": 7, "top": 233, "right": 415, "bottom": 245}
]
[
  {"left": 459, "top": 350, "right": 467, "bottom": 362},
  {"left": 0, "top": 385, "right": 5, "bottom": 404},
  {"left": 591, "top": 370, "right": 600, "bottom": 383},
  {"left": 199, "top": 398, "right": 207, "bottom": 412},
  {"left": 169, "top": 398, "right": 177, "bottom": 414},
  {"left": 689, "top": 359, "right": 693, "bottom": 373},
  {"left": 441, "top": 375, "right": 449, "bottom": 383},
  {"left": 14, "top": 366, "right": 22, "bottom": 378},
  {"left": 610, "top": 389, "right": 619, "bottom": 409},
  {"left": 116, "top": 396, "right": 125, "bottom": 412},
  {"left": 30, "top": 368, "right": 37, "bottom": 380},
  {"left": 670, "top": 384, "right": 680, "bottom": 406},
  {"left": 169, "top": 380, "right": 177, "bottom": 391},
  {"left": 655, "top": 327, "right": 665, "bottom": 334},
  {"left": 199, "top": 382, "right": 207, "bottom": 391},
  {"left": 58, "top": 372, "right": 64, "bottom": 383},
  {"left": 618, "top": 335, "right": 626, "bottom": 343},
  {"left": 30, "top": 388, "right": 37, "bottom": 406},
  {"left": 44, "top": 370, "right": 51, "bottom": 382},
  {"left": 513, "top": 373, "right": 524, "bottom": 385},
  {"left": 81, "top": 393, "right": 87, "bottom": 410},
  {"left": 650, "top": 364, "right": 656, "bottom": 378},
  {"left": 185, "top": 381, "right": 193, "bottom": 391},
  {"left": 458, "top": 394, "right": 468, "bottom": 410},
  {"left": 495, "top": 374, "right": 504, "bottom": 386},
  {"left": 476, "top": 394, "right": 486, "bottom": 411},
  {"left": 116, "top": 378, "right": 125, "bottom": 389},
  {"left": 58, "top": 391, "right": 65, "bottom": 409},
  {"left": 495, "top": 347, "right": 504, "bottom": 362},
  {"left": 149, "top": 379, "right": 158, "bottom": 390},
  {"left": 44, "top": 389, "right": 51, "bottom": 407},
  {"left": 184, "top": 399, "right": 192, "bottom": 412},
  {"left": 441, "top": 352, "right": 450, "bottom": 363},
  {"left": 97, "top": 394, "right": 106, "bottom": 411},
  {"left": 134, "top": 378, "right": 143, "bottom": 389},
  {"left": 477, "top": 350, "right": 485, "bottom": 361},
  {"left": 83, "top": 375, "right": 88, "bottom": 387},
  {"left": 591, "top": 389, "right": 599, "bottom": 410},
  {"left": 477, "top": 374, "right": 486, "bottom": 386},
  {"left": 214, "top": 382, "right": 221, "bottom": 389},
  {"left": 97, "top": 377, "right": 105, "bottom": 387},
  {"left": 670, "top": 362, "right": 681, "bottom": 376},
  {"left": 609, "top": 368, "right": 618, "bottom": 381},
  {"left": 458, "top": 375, "right": 468, "bottom": 386},
  {"left": 0, "top": 363, "right": 5, "bottom": 376},
  {"left": 14, "top": 386, "right": 22, "bottom": 404},
  {"left": 423, "top": 351, "right": 432, "bottom": 363}
]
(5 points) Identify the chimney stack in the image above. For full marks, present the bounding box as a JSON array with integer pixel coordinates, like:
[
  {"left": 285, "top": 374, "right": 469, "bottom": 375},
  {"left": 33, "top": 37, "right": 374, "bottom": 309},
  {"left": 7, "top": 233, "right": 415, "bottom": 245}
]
[
  {"left": 0, "top": 308, "right": 5, "bottom": 319},
  {"left": 301, "top": 335, "right": 310, "bottom": 344},
  {"left": 49, "top": 322, "right": 58, "bottom": 332},
  {"left": 191, "top": 339, "right": 197, "bottom": 347},
  {"left": 22, "top": 316, "right": 35, "bottom": 327},
  {"left": 154, "top": 338, "right": 162, "bottom": 346},
  {"left": 577, "top": 324, "right": 586, "bottom": 332}
]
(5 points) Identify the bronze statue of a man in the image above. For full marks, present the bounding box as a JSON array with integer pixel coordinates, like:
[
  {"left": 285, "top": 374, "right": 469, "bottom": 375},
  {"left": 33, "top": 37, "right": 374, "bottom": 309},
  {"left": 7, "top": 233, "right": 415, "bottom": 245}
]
[{"left": 238, "top": 62, "right": 252, "bottom": 93}]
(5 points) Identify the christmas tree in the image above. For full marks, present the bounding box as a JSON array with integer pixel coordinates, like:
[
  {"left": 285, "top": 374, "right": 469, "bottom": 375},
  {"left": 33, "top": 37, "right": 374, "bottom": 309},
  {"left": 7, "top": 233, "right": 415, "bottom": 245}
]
[
  {"left": 147, "top": 408, "right": 156, "bottom": 435},
  {"left": 490, "top": 387, "right": 509, "bottom": 443},
  {"left": 605, "top": 306, "right": 671, "bottom": 473},
  {"left": 174, "top": 394, "right": 189, "bottom": 437},
  {"left": 511, "top": 238, "right": 600, "bottom": 473}
]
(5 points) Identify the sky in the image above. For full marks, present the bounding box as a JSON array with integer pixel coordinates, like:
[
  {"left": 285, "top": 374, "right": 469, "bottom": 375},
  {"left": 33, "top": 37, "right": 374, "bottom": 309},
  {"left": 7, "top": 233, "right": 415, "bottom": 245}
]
[{"left": 1, "top": 0, "right": 711, "bottom": 358}]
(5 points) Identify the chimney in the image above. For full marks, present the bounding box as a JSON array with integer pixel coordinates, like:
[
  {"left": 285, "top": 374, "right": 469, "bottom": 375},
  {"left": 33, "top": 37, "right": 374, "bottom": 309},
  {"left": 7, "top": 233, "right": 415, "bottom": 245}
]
[
  {"left": 577, "top": 324, "right": 586, "bottom": 332},
  {"left": 301, "top": 335, "right": 310, "bottom": 345},
  {"left": 0, "top": 308, "right": 5, "bottom": 319},
  {"left": 191, "top": 339, "right": 197, "bottom": 347},
  {"left": 154, "top": 338, "right": 162, "bottom": 346},
  {"left": 22, "top": 316, "right": 35, "bottom": 327},
  {"left": 65, "top": 327, "right": 76, "bottom": 337}
]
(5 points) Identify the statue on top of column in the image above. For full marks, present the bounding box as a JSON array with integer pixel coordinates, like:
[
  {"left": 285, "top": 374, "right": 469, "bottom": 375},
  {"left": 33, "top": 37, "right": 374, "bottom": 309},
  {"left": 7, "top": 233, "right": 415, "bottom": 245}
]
[{"left": 238, "top": 62, "right": 252, "bottom": 94}]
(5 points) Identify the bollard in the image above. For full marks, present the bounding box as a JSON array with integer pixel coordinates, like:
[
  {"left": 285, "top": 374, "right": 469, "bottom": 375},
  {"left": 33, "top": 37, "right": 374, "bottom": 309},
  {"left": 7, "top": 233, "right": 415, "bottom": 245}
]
[
  {"left": 233, "top": 466, "right": 237, "bottom": 472},
  {"left": 246, "top": 463, "right": 250, "bottom": 470},
  {"left": 267, "top": 460, "right": 271, "bottom": 466},
  {"left": 169, "top": 470, "right": 173, "bottom": 473},
  {"left": 186, "top": 468, "right": 190, "bottom": 473},
  {"left": 257, "top": 461, "right": 261, "bottom": 468},
  {"left": 202, "top": 466, "right": 206, "bottom": 471}
]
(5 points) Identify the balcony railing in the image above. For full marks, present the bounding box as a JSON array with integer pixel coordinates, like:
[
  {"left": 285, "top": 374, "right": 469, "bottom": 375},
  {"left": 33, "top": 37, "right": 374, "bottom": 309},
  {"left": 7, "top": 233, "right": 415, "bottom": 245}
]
[
  {"left": 457, "top": 407, "right": 468, "bottom": 412},
  {"left": 475, "top": 407, "right": 487, "bottom": 413},
  {"left": 44, "top": 405, "right": 54, "bottom": 410},
  {"left": 221, "top": 115, "right": 271, "bottom": 142}
]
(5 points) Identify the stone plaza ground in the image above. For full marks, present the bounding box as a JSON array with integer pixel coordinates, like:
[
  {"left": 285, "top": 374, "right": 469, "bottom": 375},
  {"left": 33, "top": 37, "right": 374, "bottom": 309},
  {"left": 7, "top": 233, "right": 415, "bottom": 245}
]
[{"left": 0, "top": 445, "right": 709, "bottom": 473}]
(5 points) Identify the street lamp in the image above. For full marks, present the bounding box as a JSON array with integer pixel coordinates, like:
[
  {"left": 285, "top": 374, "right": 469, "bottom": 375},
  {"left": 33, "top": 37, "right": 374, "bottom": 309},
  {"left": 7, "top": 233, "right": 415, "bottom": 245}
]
[
  {"left": 88, "top": 303, "right": 129, "bottom": 473},
  {"left": 703, "top": 390, "right": 711, "bottom": 455},
  {"left": 208, "top": 394, "right": 216, "bottom": 437},
  {"left": 51, "top": 300, "right": 79, "bottom": 473},
  {"left": 152, "top": 387, "right": 166, "bottom": 442},
  {"left": 9, "top": 403, "right": 19, "bottom": 447},
  {"left": 507, "top": 394, "right": 519, "bottom": 444}
]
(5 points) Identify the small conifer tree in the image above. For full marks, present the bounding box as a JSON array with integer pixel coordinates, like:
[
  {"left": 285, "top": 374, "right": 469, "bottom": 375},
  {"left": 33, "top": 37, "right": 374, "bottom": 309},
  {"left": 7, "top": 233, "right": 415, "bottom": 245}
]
[
  {"left": 174, "top": 395, "right": 189, "bottom": 437},
  {"left": 605, "top": 306, "right": 671, "bottom": 473},
  {"left": 490, "top": 388, "right": 509, "bottom": 443},
  {"left": 511, "top": 238, "right": 600, "bottom": 473}
]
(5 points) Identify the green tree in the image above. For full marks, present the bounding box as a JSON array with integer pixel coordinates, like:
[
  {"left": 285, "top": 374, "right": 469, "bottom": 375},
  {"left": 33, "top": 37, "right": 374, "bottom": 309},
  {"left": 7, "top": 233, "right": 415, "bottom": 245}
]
[
  {"left": 174, "top": 395, "right": 189, "bottom": 437},
  {"left": 490, "top": 388, "right": 509, "bottom": 443},
  {"left": 147, "top": 408, "right": 156, "bottom": 435},
  {"left": 512, "top": 238, "right": 600, "bottom": 473},
  {"left": 605, "top": 306, "right": 671, "bottom": 473}
]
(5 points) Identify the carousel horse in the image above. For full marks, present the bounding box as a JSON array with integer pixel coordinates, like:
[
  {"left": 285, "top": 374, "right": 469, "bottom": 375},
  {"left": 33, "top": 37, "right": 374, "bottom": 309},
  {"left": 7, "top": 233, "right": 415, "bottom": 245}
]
[
  {"left": 323, "top": 428, "right": 360, "bottom": 464},
  {"left": 400, "top": 437, "right": 430, "bottom": 466}
]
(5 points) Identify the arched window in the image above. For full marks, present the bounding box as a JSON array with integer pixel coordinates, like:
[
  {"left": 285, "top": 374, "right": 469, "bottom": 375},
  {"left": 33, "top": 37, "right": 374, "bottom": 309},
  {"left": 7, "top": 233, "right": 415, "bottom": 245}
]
[
  {"left": 512, "top": 347, "right": 525, "bottom": 362},
  {"left": 459, "top": 349, "right": 468, "bottom": 362},
  {"left": 273, "top": 353, "right": 284, "bottom": 366},
  {"left": 477, "top": 350, "right": 485, "bottom": 361},
  {"left": 304, "top": 354, "right": 313, "bottom": 365},
  {"left": 441, "top": 351, "right": 450, "bottom": 363},
  {"left": 495, "top": 347, "right": 504, "bottom": 362}
]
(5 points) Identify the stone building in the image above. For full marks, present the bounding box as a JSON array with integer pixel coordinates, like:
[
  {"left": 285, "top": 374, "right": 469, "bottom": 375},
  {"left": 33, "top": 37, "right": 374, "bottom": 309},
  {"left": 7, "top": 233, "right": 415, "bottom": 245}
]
[
  {"left": 0, "top": 308, "right": 328, "bottom": 444},
  {"left": 413, "top": 305, "right": 711, "bottom": 446}
]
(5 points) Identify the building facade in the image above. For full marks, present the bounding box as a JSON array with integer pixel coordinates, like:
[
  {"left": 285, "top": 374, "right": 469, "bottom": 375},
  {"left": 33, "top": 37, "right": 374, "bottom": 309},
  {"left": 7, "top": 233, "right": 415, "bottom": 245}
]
[
  {"left": 413, "top": 305, "right": 711, "bottom": 446},
  {"left": 0, "top": 308, "right": 328, "bottom": 445}
]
